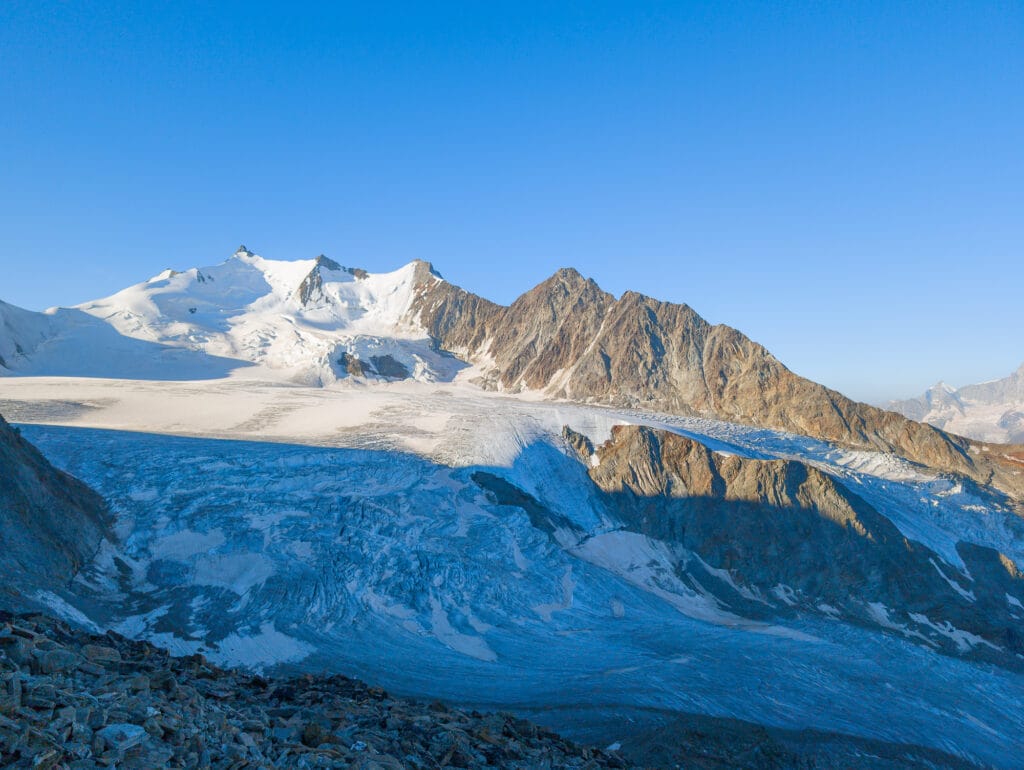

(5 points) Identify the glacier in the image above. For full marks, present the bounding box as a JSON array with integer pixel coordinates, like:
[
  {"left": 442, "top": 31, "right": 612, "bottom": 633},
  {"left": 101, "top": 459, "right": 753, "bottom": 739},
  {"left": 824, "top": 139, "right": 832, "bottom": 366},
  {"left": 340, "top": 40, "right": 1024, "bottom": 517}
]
[{"left": 7, "top": 384, "right": 1024, "bottom": 768}]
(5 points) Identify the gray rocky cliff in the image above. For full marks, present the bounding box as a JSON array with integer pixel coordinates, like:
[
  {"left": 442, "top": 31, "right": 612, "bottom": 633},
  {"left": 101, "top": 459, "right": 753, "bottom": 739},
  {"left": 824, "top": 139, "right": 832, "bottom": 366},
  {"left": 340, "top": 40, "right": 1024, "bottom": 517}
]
[{"left": 0, "top": 414, "right": 111, "bottom": 605}]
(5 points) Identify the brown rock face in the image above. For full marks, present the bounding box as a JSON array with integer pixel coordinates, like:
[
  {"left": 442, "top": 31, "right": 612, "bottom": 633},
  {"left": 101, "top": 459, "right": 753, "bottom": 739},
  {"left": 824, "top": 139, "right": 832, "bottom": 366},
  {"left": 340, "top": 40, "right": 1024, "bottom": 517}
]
[
  {"left": 410, "top": 268, "right": 1024, "bottom": 498},
  {"left": 294, "top": 255, "right": 345, "bottom": 306},
  {"left": 572, "top": 424, "right": 1024, "bottom": 668},
  {"left": 0, "top": 415, "right": 111, "bottom": 601}
]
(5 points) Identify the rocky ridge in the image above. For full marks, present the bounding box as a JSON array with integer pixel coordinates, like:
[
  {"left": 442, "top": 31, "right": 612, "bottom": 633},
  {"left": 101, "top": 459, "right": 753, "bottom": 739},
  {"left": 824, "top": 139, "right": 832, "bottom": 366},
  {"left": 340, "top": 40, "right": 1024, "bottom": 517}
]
[
  {"left": 566, "top": 424, "right": 1024, "bottom": 667},
  {"left": 409, "top": 265, "right": 1024, "bottom": 499}
]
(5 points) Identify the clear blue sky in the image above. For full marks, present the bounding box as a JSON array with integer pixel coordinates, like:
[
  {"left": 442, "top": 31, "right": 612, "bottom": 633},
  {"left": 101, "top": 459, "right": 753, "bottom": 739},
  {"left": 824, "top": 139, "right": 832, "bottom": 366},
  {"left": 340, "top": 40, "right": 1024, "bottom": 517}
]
[{"left": 1, "top": 2, "right": 1021, "bottom": 402}]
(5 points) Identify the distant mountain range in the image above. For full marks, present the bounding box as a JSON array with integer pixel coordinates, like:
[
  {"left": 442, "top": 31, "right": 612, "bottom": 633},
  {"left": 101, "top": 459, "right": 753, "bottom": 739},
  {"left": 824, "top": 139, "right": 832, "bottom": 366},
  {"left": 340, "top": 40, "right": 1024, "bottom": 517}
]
[{"left": 889, "top": 363, "right": 1024, "bottom": 444}]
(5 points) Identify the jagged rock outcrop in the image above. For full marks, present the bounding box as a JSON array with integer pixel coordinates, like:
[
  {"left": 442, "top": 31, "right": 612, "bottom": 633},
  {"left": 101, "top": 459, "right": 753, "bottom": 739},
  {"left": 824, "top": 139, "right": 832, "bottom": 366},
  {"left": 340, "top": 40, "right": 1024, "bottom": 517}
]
[
  {"left": 0, "top": 415, "right": 111, "bottom": 605},
  {"left": 336, "top": 352, "right": 412, "bottom": 380},
  {"left": 569, "top": 424, "right": 1024, "bottom": 667},
  {"left": 410, "top": 268, "right": 1024, "bottom": 499},
  {"left": 294, "top": 255, "right": 344, "bottom": 306}
]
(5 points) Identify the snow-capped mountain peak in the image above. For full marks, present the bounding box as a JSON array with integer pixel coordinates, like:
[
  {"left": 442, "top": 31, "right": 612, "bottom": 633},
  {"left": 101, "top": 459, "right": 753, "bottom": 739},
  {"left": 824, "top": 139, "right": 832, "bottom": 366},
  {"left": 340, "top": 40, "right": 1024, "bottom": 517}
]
[
  {"left": 1, "top": 248, "right": 457, "bottom": 385},
  {"left": 890, "top": 363, "right": 1024, "bottom": 443}
]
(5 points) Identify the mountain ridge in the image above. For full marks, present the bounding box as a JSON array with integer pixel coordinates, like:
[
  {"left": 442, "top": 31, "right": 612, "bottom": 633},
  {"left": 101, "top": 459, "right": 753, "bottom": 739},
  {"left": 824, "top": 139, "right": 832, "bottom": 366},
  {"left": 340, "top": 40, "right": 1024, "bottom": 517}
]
[
  {"left": 567, "top": 423, "right": 1024, "bottom": 667},
  {"left": 2, "top": 248, "right": 1022, "bottom": 500},
  {"left": 407, "top": 262, "right": 1024, "bottom": 499}
]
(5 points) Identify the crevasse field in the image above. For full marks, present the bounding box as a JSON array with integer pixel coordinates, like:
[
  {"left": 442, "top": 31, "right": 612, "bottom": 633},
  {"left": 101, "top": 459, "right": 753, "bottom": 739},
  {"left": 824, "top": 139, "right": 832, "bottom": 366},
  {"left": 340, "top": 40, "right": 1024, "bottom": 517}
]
[{"left": 3, "top": 377, "right": 1024, "bottom": 768}]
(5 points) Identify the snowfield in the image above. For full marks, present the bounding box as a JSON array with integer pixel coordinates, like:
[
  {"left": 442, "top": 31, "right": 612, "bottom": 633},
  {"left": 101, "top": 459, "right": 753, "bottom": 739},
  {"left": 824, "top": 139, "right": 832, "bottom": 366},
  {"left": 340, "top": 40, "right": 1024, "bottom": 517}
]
[{"left": 1, "top": 250, "right": 457, "bottom": 385}]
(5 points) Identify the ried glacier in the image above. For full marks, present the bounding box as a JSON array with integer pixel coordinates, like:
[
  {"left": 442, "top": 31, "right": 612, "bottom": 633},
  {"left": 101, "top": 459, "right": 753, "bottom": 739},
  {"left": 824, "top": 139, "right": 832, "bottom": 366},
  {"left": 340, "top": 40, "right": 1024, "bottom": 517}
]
[{"left": 7, "top": 383, "right": 1023, "bottom": 769}]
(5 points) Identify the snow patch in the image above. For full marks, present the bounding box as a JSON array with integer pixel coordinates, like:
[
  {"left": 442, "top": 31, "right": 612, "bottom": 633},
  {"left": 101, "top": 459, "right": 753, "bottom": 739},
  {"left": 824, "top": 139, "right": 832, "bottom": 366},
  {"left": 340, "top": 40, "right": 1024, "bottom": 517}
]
[
  {"left": 930, "top": 558, "right": 977, "bottom": 602},
  {"left": 429, "top": 596, "right": 496, "bottom": 662},
  {"left": 908, "top": 613, "right": 1000, "bottom": 653},
  {"left": 206, "top": 622, "right": 314, "bottom": 670},
  {"left": 31, "top": 591, "right": 101, "bottom": 632},
  {"left": 532, "top": 566, "right": 575, "bottom": 622}
]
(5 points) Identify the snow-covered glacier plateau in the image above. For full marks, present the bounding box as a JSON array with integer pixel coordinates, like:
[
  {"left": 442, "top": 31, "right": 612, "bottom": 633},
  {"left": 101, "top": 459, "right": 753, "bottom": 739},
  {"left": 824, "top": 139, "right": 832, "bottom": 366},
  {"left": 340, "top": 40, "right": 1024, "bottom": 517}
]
[{"left": 3, "top": 378, "right": 1024, "bottom": 768}]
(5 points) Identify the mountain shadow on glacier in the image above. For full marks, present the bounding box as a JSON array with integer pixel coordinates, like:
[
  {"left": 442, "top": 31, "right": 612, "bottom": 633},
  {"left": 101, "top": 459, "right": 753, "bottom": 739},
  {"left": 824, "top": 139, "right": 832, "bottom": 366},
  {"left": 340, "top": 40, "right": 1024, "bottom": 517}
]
[{"left": 571, "top": 423, "right": 1024, "bottom": 669}]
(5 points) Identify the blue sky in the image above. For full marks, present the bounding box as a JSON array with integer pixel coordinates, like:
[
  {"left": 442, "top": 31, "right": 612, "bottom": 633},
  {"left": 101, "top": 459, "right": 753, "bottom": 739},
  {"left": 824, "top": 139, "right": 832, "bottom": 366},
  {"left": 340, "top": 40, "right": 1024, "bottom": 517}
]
[{"left": 1, "top": 1, "right": 1021, "bottom": 402}]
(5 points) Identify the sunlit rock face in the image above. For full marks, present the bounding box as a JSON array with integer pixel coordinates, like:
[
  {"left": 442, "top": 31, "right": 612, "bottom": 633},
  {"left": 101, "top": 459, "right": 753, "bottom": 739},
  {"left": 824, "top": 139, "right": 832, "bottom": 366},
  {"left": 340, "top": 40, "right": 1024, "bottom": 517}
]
[{"left": 410, "top": 266, "right": 1022, "bottom": 498}]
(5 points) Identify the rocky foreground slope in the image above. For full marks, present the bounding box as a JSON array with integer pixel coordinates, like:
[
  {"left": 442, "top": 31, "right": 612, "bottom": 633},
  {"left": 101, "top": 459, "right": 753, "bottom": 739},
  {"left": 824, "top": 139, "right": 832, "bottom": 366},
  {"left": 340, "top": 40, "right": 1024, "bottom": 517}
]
[
  {"left": 0, "top": 611, "right": 630, "bottom": 770},
  {"left": 0, "top": 611, "right": 984, "bottom": 770}
]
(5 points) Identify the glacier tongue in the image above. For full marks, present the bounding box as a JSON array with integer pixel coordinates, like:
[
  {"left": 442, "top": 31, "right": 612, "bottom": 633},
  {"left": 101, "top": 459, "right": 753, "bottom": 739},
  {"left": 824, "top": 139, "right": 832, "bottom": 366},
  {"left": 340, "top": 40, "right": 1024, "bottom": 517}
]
[
  {"left": 14, "top": 408, "right": 1024, "bottom": 769},
  {"left": 3, "top": 374, "right": 1024, "bottom": 768}
]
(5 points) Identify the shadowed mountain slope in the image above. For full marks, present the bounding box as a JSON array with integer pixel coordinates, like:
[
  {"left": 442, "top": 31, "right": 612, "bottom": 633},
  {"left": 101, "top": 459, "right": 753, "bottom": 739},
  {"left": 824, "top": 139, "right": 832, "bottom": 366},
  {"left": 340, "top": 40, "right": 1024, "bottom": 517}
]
[
  {"left": 566, "top": 424, "right": 1024, "bottom": 668},
  {"left": 0, "top": 414, "right": 111, "bottom": 604}
]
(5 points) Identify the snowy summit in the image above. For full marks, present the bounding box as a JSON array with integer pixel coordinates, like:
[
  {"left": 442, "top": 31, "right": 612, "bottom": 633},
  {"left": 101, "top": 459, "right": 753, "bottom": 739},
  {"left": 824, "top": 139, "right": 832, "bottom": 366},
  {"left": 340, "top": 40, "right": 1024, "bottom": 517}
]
[{"left": 1, "top": 248, "right": 453, "bottom": 385}]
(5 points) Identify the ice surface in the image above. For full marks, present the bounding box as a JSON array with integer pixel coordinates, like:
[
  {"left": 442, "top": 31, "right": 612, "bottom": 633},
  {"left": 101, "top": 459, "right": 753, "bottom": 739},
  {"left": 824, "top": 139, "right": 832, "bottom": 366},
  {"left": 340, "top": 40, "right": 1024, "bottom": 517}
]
[
  {"left": 11, "top": 413, "right": 1024, "bottom": 769},
  {"left": 4, "top": 374, "right": 1024, "bottom": 767}
]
